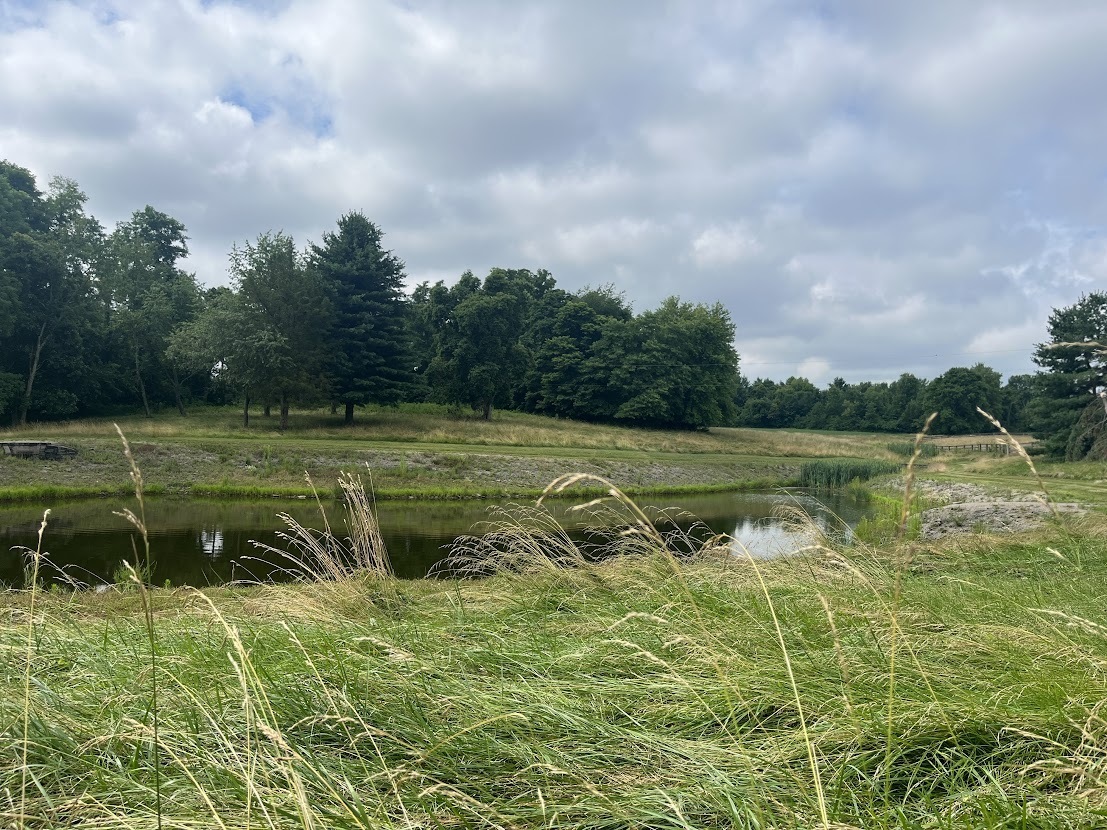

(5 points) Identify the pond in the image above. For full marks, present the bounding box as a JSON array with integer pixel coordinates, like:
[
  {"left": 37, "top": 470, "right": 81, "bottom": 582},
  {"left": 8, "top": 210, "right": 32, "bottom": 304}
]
[{"left": 0, "top": 490, "right": 874, "bottom": 588}]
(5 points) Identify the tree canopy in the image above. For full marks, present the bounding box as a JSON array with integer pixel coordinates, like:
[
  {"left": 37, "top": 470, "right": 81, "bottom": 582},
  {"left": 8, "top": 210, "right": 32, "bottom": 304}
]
[
  {"left": 1030, "top": 292, "right": 1107, "bottom": 459},
  {"left": 8, "top": 155, "right": 1098, "bottom": 450},
  {"left": 312, "top": 212, "right": 413, "bottom": 423}
]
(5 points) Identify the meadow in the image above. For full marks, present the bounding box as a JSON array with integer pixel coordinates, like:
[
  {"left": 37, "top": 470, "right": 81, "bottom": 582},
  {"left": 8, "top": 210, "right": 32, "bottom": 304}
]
[
  {"left": 3, "top": 411, "right": 1105, "bottom": 827},
  {"left": 0, "top": 404, "right": 905, "bottom": 503}
]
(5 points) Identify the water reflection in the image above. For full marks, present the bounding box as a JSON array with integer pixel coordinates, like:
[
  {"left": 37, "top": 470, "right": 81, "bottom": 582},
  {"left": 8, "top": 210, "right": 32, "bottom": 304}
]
[
  {"left": 0, "top": 490, "right": 873, "bottom": 588},
  {"left": 199, "top": 528, "right": 223, "bottom": 557},
  {"left": 726, "top": 492, "right": 853, "bottom": 558}
]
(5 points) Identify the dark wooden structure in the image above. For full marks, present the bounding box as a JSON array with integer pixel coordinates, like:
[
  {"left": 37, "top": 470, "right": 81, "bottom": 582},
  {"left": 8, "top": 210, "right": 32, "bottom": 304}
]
[
  {"left": 0, "top": 441, "right": 79, "bottom": 460},
  {"left": 932, "top": 443, "right": 1011, "bottom": 454}
]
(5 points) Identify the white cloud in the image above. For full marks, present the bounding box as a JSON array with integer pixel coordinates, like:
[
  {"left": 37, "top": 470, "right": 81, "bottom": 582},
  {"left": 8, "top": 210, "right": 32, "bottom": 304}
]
[
  {"left": 691, "top": 223, "right": 760, "bottom": 268},
  {"left": 796, "top": 357, "right": 832, "bottom": 385},
  {"left": 2, "top": 0, "right": 1105, "bottom": 382}
]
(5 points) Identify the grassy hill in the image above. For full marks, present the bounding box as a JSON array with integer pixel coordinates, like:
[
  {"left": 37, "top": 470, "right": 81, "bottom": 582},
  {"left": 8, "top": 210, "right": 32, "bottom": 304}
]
[{"left": 0, "top": 404, "right": 904, "bottom": 502}]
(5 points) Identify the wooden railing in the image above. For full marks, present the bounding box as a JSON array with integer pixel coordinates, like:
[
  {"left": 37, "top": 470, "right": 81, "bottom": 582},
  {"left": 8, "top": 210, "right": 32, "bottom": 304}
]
[{"left": 931, "top": 443, "right": 1012, "bottom": 454}]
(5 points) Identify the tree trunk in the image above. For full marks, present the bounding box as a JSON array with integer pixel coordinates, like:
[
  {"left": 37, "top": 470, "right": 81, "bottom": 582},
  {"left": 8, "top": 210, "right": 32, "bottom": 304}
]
[
  {"left": 330, "top": 401, "right": 338, "bottom": 415},
  {"left": 242, "top": 389, "right": 250, "bottom": 428},
  {"left": 264, "top": 400, "right": 271, "bottom": 418},
  {"left": 170, "top": 365, "right": 187, "bottom": 416},
  {"left": 344, "top": 401, "right": 355, "bottom": 425},
  {"left": 279, "top": 391, "right": 289, "bottom": 432},
  {"left": 133, "top": 348, "right": 152, "bottom": 418},
  {"left": 18, "top": 323, "right": 48, "bottom": 425},
  {"left": 482, "top": 399, "right": 492, "bottom": 420}
]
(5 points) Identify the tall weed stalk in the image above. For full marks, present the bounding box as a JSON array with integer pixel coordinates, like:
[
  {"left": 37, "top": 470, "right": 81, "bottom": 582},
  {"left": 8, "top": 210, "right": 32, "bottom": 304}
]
[
  {"left": 886, "top": 412, "right": 937, "bottom": 807},
  {"left": 113, "top": 424, "right": 162, "bottom": 829},
  {"left": 18, "top": 509, "right": 49, "bottom": 830},
  {"left": 249, "top": 469, "right": 394, "bottom": 585}
]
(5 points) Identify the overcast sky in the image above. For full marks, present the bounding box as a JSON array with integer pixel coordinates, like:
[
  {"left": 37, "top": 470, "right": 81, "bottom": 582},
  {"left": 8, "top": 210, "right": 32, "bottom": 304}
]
[{"left": 3, "top": 1, "right": 1105, "bottom": 384}]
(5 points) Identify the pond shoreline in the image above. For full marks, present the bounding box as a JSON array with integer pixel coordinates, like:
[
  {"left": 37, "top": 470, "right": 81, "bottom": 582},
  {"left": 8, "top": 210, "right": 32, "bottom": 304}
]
[
  {"left": 0, "top": 488, "right": 874, "bottom": 587},
  {"left": 0, "top": 476, "right": 801, "bottom": 505},
  {"left": 0, "top": 437, "right": 803, "bottom": 504}
]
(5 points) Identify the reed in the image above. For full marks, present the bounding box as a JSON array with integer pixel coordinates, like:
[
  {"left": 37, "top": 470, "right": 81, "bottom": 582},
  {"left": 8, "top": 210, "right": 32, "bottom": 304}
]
[{"left": 798, "top": 457, "right": 901, "bottom": 488}]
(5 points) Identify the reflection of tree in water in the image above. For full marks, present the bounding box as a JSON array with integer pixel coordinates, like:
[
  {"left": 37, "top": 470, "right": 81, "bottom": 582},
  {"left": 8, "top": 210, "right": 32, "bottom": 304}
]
[
  {"left": 199, "top": 528, "right": 224, "bottom": 557},
  {"left": 0, "top": 490, "right": 876, "bottom": 587}
]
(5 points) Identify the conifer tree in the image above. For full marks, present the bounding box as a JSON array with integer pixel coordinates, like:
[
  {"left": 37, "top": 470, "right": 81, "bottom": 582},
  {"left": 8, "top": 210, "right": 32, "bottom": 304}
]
[{"left": 312, "top": 213, "right": 412, "bottom": 424}]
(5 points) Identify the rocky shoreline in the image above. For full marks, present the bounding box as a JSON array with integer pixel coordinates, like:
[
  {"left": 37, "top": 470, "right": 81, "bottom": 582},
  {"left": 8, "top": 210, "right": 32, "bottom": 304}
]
[{"left": 904, "top": 480, "right": 1086, "bottom": 540}]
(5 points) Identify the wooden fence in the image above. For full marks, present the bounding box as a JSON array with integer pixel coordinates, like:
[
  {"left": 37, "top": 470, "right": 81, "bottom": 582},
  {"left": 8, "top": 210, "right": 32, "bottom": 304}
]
[{"left": 931, "top": 443, "right": 1012, "bottom": 455}]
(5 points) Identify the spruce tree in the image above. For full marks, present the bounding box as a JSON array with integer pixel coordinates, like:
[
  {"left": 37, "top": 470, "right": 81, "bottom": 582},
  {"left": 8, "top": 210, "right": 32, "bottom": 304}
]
[
  {"left": 1030, "top": 292, "right": 1107, "bottom": 458},
  {"left": 312, "top": 213, "right": 412, "bottom": 424}
]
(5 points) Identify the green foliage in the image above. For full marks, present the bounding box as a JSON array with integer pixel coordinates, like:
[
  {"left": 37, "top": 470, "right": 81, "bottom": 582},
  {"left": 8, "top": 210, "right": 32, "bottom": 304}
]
[
  {"left": 0, "top": 166, "right": 107, "bottom": 424},
  {"left": 424, "top": 269, "right": 537, "bottom": 419},
  {"left": 886, "top": 440, "right": 938, "bottom": 458},
  {"left": 799, "top": 458, "right": 900, "bottom": 489},
  {"left": 737, "top": 373, "right": 940, "bottom": 433},
  {"left": 609, "top": 298, "right": 740, "bottom": 429},
  {"left": 925, "top": 364, "right": 1003, "bottom": 435},
  {"left": 230, "top": 232, "right": 331, "bottom": 429},
  {"left": 0, "top": 371, "right": 21, "bottom": 420},
  {"left": 312, "top": 212, "right": 414, "bottom": 422},
  {"left": 851, "top": 493, "right": 924, "bottom": 544},
  {"left": 1030, "top": 292, "right": 1107, "bottom": 459}
]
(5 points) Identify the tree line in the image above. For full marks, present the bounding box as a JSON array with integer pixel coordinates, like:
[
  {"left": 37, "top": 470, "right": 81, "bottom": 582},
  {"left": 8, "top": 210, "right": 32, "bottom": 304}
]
[
  {"left": 735, "top": 289, "right": 1107, "bottom": 462},
  {"left": 3, "top": 159, "right": 1103, "bottom": 458},
  {"left": 736, "top": 291, "right": 1107, "bottom": 460},
  {"left": 734, "top": 365, "right": 1033, "bottom": 436},
  {"left": 0, "top": 161, "right": 738, "bottom": 431}
]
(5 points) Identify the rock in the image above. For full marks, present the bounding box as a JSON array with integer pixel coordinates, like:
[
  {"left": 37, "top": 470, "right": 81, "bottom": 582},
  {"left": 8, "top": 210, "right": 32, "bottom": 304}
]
[{"left": 918, "top": 500, "right": 1085, "bottom": 540}]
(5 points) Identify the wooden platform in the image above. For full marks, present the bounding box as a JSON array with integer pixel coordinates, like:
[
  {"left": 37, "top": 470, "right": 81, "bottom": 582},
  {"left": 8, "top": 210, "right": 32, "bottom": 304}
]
[{"left": 0, "top": 441, "right": 78, "bottom": 460}]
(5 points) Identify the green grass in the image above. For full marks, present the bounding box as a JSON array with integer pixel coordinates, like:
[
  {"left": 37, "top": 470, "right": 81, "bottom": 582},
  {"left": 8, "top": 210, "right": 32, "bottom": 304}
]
[
  {"left": 5, "top": 509, "right": 1107, "bottom": 827},
  {"left": 887, "top": 440, "right": 939, "bottom": 459},
  {"left": 0, "top": 482, "right": 166, "bottom": 503},
  {"left": 799, "top": 457, "right": 902, "bottom": 488},
  {"left": 0, "top": 405, "right": 831, "bottom": 503},
  {"left": 5, "top": 419, "right": 1107, "bottom": 827}
]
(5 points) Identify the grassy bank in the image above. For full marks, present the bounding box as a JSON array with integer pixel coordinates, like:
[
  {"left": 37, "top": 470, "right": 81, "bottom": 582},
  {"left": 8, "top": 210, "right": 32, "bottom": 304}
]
[
  {"left": 0, "top": 405, "right": 901, "bottom": 503},
  {"left": 2, "top": 404, "right": 902, "bottom": 457},
  {"left": 5, "top": 419, "right": 1106, "bottom": 826},
  {"left": 4, "top": 500, "right": 1107, "bottom": 827}
]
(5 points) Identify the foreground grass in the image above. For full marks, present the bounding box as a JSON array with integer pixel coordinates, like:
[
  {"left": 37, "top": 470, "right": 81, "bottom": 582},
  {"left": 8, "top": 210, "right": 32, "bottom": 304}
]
[{"left": 5, "top": 510, "right": 1107, "bottom": 827}]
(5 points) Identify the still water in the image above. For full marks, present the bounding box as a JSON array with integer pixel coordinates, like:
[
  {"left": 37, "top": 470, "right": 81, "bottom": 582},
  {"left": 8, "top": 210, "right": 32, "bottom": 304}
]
[{"left": 0, "top": 490, "right": 873, "bottom": 588}]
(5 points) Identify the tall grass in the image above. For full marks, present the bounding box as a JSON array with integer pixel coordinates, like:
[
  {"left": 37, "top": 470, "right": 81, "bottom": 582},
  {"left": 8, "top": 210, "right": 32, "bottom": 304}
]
[
  {"left": 886, "top": 440, "right": 938, "bottom": 458},
  {"left": 7, "top": 452, "right": 1107, "bottom": 826},
  {"left": 799, "top": 457, "right": 901, "bottom": 488},
  {"left": 113, "top": 425, "right": 163, "bottom": 828},
  {"left": 247, "top": 471, "right": 394, "bottom": 584}
]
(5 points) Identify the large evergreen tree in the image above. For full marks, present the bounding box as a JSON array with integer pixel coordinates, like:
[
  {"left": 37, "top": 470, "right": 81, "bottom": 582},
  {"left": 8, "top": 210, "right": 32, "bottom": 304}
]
[
  {"left": 1030, "top": 292, "right": 1107, "bottom": 458},
  {"left": 312, "top": 212, "right": 412, "bottom": 424}
]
